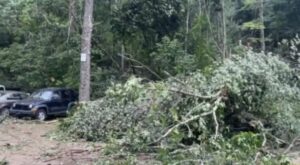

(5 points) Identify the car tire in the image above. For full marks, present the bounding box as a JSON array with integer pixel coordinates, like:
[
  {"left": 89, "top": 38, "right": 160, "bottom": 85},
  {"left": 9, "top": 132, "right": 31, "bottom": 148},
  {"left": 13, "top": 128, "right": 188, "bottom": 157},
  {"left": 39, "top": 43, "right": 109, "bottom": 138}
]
[{"left": 36, "top": 109, "right": 47, "bottom": 121}]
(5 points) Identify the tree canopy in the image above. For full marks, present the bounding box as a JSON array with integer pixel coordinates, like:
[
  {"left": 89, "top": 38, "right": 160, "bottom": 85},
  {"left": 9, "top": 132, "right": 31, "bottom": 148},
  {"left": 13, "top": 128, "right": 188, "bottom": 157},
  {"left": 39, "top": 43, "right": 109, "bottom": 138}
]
[{"left": 1, "top": 0, "right": 299, "bottom": 94}]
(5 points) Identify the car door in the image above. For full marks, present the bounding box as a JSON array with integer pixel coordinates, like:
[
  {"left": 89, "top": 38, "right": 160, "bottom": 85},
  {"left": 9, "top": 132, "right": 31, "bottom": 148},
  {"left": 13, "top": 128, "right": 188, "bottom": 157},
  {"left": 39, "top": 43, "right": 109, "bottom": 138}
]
[
  {"left": 48, "top": 91, "right": 63, "bottom": 114},
  {"left": 60, "top": 90, "right": 71, "bottom": 113}
]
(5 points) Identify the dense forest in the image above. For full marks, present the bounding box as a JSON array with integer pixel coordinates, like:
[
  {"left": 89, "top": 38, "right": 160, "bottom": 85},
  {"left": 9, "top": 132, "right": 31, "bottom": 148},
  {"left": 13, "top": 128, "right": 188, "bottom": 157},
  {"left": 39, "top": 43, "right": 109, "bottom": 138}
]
[
  {"left": 1, "top": 0, "right": 300, "bottom": 164},
  {"left": 1, "top": 0, "right": 300, "bottom": 95}
]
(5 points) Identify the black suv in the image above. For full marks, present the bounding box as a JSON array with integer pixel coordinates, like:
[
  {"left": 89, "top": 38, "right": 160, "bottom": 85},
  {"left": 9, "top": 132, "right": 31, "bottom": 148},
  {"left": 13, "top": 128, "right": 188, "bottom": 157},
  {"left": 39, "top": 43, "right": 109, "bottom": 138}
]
[{"left": 10, "top": 88, "right": 78, "bottom": 121}]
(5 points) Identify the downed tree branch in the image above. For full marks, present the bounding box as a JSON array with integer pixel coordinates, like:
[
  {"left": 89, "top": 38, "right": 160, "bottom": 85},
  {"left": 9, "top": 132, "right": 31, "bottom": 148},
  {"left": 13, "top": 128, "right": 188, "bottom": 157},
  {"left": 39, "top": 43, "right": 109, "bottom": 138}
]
[
  {"left": 254, "top": 133, "right": 267, "bottom": 163},
  {"left": 163, "top": 71, "right": 186, "bottom": 85},
  {"left": 267, "top": 133, "right": 287, "bottom": 145},
  {"left": 212, "top": 110, "right": 219, "bottom": 139},
  {"left": 169, "top": 87, "right": 222, "bottom": 100},
  {"left": 118, "top": 54, "right": 163, "bottom": 80},
  {"left": 213, "top": 97, "right": 223, "bottom": 138},
  {"left": 254, "top": 121, "right": 267, "bottom": 164},
  {"left": 164, "top": 71, "right": 225, "bottom": 101},
  {"left": 172, "top": 159, "right": 205, "bottom": 165},
  {"left": 150, "top": 97, "right": 223, "bottom": 145},
  {"left": 184, "top": 102, "right": 206, "bottom": 117},
  {"left": 284, "top": 136, "right": 300, "bottom": 154}
]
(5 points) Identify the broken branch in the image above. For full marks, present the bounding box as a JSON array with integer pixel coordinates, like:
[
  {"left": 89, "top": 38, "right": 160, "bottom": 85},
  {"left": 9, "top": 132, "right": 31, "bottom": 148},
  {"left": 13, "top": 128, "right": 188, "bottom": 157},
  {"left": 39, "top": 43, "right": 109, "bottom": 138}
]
[
  {"left": 169, "top": 87, "right": 222, "bottom": 100},
  {"left": 150, "top": 97, "right": 223, "bottom": 145}
]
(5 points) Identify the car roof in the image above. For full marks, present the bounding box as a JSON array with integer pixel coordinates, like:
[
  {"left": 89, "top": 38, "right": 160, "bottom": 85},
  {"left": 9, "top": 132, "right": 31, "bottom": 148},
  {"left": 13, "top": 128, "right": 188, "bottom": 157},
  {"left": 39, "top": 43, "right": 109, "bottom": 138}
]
[
  {"left": 38, "top": 88, "right": 72, "bottom": 91},
  {"left": 0, "top": 90, "right": 25, "bottom": 94}
]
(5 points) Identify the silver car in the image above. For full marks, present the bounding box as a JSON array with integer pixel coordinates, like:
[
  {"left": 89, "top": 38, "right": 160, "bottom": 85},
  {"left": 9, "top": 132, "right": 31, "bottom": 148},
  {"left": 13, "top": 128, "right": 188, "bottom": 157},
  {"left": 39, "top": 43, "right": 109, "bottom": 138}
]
[{"left": 0, "top": 91, "right": 29, "bottom": 115}]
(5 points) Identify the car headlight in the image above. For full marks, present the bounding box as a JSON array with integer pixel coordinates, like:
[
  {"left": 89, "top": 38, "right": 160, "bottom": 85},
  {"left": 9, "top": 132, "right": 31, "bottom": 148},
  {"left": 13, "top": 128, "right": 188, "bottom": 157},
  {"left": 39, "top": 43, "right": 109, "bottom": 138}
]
[
  {"left": 29, "top": 104, "right": 33, "bottom": 109},
  {"left": 12, "top": 103, "right": 16, "bottom": 107}
]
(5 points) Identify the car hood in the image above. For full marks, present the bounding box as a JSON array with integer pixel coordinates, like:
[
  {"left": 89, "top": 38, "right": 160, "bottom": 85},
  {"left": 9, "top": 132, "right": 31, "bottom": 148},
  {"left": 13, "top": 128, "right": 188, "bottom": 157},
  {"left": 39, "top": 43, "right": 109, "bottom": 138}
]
[
  {"left": 15, "top": 98, "right": 46, "bottom": 105},
  {"left": 0, "top": 101, "right": 13, "bottom": 104}
]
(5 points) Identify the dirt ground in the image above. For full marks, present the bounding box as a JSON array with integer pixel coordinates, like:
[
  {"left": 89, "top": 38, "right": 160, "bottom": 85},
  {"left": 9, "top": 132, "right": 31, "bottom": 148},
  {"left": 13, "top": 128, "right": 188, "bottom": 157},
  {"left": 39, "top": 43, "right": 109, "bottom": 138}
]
[
  {"left": 0, "top": 118, "right": 102, "bottom": 165},
  {"left": 0, "top": 118, "right": 300, "bottom": 165}
]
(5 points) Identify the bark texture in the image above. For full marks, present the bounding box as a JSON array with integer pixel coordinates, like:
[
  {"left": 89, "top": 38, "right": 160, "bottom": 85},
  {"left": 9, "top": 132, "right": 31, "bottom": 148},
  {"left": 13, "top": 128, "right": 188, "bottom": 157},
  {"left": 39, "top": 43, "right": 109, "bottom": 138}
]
[{"left": 79, "top": 0, "right": 94, "bottom": 101}]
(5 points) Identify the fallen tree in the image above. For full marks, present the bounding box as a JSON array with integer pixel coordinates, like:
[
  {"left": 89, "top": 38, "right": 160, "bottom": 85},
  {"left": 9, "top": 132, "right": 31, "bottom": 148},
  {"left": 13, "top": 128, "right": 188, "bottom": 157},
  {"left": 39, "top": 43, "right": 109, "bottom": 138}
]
[{"left": 59, "top": 51, "right": 300, "bottom": 164}]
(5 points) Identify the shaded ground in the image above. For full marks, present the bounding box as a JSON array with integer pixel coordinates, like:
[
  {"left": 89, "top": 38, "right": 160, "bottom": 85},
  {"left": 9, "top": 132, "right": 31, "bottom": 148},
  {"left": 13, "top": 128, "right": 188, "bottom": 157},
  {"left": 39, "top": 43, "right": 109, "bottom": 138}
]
[{"left": 0, "top": 118, "right": 102, "bottom": 165}]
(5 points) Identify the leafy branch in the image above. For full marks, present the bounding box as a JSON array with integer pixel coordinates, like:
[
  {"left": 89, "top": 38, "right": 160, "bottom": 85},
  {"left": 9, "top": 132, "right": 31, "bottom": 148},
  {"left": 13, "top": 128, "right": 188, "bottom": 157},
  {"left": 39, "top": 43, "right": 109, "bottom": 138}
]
[{"left": 150, "top": 95, "right": 224, "bottom": 145}]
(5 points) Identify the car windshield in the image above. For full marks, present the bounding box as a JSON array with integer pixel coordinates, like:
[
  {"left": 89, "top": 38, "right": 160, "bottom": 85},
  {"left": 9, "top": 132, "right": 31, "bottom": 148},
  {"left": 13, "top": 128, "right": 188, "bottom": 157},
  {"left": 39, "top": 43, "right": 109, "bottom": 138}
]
[{"left": 30, "top": 90, "right": 53, "bottom": 100}]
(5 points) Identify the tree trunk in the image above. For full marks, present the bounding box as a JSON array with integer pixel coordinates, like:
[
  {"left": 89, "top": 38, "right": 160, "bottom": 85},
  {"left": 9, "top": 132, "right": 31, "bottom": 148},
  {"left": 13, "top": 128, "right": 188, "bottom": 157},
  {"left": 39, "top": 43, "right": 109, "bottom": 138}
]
[
  {"left": 121, "top": 43, "right": 125, "bottom": 72},
  {"left": 79, "top": 0, "right": 94, "bottom": 102},
  {"left": 221, "top": 0, "right": 227, "bottom": 60},
  {"left": 184, "top": 0, "right": 190, "bottom": 55},
  {"left": 68, "top": 0, "right": 76, "bottom": 39},
  {"left": 259, "top": 0, "right": 265, "bottom": 52},
  {"left": 198, "top": 0, "right": 202, "bottom": 16}
]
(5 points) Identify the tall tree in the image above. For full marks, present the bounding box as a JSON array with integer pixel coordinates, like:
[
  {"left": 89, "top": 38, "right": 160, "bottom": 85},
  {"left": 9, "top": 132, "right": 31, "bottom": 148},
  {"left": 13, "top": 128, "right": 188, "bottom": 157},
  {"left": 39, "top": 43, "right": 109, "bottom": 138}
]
[
  {"left": 221, "top": 0, "right": 227, "bottom": 59},
  {"left": 184, "top": 0, "right": 190, "bottom": 55},
  {"left": 68, "top": 0, "right": 76, "bottom": 39},
  {"left": 79, "top": 0, "right": 94, "bottom": 101},
  {"left": 259, "top": 0, "right": 265, "bottom": 52}
]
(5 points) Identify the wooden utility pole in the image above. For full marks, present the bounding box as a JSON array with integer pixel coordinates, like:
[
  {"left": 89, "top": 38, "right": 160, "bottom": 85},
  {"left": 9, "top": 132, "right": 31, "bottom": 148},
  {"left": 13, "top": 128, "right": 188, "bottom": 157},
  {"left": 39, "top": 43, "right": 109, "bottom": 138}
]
[
  {"left": 79, "top": 0, "right": 94, "bottom": 101},
  {"left": 259, "top": 0, "right": 265, "bottom": 52}
]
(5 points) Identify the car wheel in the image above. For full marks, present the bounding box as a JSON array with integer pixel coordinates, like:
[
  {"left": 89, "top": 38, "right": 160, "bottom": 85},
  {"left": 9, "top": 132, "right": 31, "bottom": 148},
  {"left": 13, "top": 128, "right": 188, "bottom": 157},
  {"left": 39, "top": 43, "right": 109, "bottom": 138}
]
[{"left": 36, "top": 109, "right": 47, "bottom": 121}]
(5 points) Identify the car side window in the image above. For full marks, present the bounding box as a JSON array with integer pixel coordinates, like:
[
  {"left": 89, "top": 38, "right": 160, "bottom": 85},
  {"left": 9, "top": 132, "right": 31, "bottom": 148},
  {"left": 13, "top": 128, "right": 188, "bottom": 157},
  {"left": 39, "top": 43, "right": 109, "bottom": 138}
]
[
  {"left": 61, "top": 90, "right": 71, "bottom": 100},
  {"left": 52, "top": 91, "right": 62, "bottom": 100}
]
